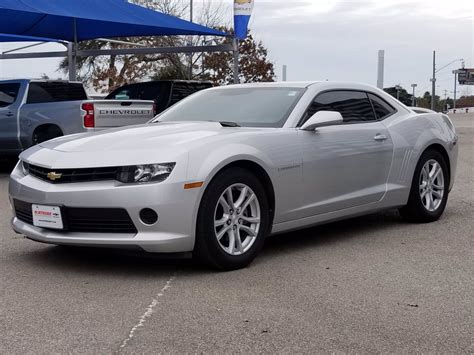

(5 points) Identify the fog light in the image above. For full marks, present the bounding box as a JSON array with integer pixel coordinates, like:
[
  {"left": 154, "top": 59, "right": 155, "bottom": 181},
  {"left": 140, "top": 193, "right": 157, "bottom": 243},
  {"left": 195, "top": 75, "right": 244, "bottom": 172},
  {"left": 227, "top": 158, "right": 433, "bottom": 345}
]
[{"left": 139, "top": 208, "right": 158, "bottom": 225}]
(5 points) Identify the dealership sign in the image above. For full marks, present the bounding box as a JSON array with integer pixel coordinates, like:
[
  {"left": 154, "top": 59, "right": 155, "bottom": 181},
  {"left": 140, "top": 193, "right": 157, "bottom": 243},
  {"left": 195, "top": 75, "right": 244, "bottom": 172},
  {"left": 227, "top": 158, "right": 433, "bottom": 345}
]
[
  {"left": 234, "top": 0, "right": 254, "bottom": 40},
  {"left": 458, "top": 69, "right": 474, "bottom": 85}
]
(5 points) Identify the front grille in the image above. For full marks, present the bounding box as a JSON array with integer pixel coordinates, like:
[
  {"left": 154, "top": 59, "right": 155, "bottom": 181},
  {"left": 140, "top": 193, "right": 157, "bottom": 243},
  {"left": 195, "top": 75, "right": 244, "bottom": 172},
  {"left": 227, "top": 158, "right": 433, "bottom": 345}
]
[
  {"left": 14, "top": 200, "right": 137, "bottom": 234},
  {"left": 25, "top": 163, "right": 118, "bottom": 184}
]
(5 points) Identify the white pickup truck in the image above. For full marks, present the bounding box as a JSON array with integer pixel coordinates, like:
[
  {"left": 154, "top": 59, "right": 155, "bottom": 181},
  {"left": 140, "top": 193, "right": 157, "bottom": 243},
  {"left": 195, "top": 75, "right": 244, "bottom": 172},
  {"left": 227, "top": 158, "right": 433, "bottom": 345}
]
[{"left": 0, "top": 79, "right": 154, "bottom": 156}]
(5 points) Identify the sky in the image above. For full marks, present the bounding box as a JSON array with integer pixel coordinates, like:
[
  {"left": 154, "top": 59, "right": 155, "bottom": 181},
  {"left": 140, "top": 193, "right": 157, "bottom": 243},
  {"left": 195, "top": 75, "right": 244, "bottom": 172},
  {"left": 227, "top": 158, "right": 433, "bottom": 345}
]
[{"left": 0, "top": 0, "right": 472, "bottom": 98}]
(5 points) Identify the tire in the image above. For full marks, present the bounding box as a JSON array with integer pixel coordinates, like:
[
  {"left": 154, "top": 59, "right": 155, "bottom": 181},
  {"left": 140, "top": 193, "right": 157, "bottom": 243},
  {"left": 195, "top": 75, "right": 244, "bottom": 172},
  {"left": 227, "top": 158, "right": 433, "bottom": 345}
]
[
  {"left": 194, "top": 167, "right": 270, "bottom": 270},
  {"left": 399, "top": 150, "right": 449, "bottom": 223},
  {"left": 32, "top": 126, "right": 63, "bottom": 145}
]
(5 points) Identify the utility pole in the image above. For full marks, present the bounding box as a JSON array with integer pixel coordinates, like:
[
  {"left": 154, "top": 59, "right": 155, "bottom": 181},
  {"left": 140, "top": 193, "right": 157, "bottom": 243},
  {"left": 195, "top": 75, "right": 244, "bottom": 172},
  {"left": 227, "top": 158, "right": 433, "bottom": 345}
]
[
  {"left": 443, "top": 89, "right": 448, "bottom": 111},
  {"left": 282, "top": 65, "right": 287, "bottom": 81},
  {"left": 411, "top": 84, "right": 418, "bottom": 107},
  {"left": 431, "top": 50, "right": 436, "bottom": 111}
]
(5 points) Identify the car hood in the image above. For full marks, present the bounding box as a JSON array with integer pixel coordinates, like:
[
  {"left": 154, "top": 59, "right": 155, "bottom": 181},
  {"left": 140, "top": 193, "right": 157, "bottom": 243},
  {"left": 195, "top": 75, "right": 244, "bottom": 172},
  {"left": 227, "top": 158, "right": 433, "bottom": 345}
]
[
  {"left": 21, "top": 122, "right": 266, "bottom": 169},
  {"left": 40, "top": 122, "right": 227, "bottom": 153}
]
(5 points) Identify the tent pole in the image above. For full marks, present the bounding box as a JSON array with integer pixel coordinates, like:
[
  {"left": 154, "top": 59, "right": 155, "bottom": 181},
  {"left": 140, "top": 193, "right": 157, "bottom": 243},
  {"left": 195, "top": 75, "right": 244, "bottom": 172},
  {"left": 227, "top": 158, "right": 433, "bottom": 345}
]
[
  {"left": 233, "top": 37, "right": 239, "bottom": 84},
  {"left": 68, "top": 42, "right": 76, "bottom": 81},
  {"left": 69, "top": 18, "right": 78, "bottom": 81}
]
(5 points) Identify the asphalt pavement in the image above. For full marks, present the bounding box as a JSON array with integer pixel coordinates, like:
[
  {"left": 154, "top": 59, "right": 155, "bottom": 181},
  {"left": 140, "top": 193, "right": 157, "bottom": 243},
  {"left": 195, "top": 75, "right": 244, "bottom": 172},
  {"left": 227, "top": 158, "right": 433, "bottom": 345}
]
[{"left": 1, "top": 114, "right": 472, "bottom": 354}]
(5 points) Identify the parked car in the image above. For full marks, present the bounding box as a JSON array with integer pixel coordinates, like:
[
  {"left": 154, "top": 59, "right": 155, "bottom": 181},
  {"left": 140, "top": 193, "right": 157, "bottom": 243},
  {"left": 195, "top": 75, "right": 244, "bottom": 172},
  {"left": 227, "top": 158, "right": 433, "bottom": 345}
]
[
  {"left": 0, "top": 79, "right": 155, "bottom": 156},
  {"left": 10, "top": 82, "right": 458, "bottom": 270},
  {"left": 105, "top": 80, "right": 213, "bottom": 114}
]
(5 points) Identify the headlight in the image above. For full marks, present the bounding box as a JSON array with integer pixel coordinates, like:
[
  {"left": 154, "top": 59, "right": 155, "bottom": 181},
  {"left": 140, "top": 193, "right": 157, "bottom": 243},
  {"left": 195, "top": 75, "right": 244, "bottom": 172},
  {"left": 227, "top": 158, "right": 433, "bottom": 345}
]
[
  {"left": 21, "top": 161, "right": 30, "bottom": 176},
  {"left": 116, "top": 163, "right": 176, "bottom": 184}
]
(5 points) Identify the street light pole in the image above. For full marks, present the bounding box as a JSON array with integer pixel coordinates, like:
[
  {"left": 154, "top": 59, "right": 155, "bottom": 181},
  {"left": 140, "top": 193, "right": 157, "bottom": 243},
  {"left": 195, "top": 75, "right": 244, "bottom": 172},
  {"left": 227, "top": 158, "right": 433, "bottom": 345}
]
[
  {"left": 411, "top": 84, "right": 418, "bottom": 107},
  {"left": 395, "top": 85, "right": 402, "bottom": 100},
  {"left": 431, "top": 50, "right": 436, "bottom": 111},
  {"left": 190, "top": 0, "right": 193, "bottom": 22},
  {"left": 452, "top": 70, "right": 459, "bottom": 111}
]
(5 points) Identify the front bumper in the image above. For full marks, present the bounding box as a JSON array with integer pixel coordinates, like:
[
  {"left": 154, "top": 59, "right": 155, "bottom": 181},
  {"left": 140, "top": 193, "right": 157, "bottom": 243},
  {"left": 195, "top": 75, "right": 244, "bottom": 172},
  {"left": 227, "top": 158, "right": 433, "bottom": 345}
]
[{"left": 9, "top": 165, "right": 201, "bottom": 253}]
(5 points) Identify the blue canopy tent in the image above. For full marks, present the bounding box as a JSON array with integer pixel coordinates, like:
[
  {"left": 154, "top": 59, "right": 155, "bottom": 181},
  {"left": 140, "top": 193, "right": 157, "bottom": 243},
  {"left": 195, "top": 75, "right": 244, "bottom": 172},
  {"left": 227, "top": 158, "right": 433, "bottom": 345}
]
[
  {"left": 0, "top": 0, "right": 226, "bottom": 41},
  {"left": 0, "top": 0, "right": 238, "bottom": 81}
]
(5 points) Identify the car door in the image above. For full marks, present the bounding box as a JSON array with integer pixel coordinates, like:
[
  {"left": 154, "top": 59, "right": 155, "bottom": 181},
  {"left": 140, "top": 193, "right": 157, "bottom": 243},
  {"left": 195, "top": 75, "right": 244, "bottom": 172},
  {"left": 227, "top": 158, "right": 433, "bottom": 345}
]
[
  {"left": 0, "top": 83, "right": 22, "bottom": 152},
  {"left": 297, "top": 90, "right": 394, "bottom": 217}
]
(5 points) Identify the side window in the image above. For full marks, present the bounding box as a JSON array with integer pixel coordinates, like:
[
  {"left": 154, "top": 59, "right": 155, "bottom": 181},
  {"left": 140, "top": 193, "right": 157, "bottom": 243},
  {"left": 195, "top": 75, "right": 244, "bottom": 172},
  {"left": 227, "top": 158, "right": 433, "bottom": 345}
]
[
  {"left": 305, "top": 90, "right": 376, "bottom": 124},
  {"left": 27, "top": 82, "right": 87, "bottom": 104},
  {"left": 169, "top": 83, "right": 196, "bottom": 106},
  {"left": 0, "top": 83, "right": 21, "bottom": 108},
  {"left": 369, "top": 93, "right": 396, "bottom": 120}
]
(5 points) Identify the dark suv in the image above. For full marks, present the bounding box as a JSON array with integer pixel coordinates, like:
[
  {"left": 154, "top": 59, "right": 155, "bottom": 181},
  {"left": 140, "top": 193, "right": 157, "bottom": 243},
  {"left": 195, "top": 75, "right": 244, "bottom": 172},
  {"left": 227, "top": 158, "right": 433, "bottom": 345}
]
[{"left": 105, "top": 80, "right": 213, "bottom": 114}]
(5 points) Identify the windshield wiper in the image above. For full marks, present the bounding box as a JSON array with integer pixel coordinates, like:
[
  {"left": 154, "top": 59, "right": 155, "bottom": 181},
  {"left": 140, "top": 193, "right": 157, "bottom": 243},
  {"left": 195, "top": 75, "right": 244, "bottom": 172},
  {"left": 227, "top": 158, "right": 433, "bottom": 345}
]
[{"left": 219, "top": 121, "right": 241, "bottom": 128}]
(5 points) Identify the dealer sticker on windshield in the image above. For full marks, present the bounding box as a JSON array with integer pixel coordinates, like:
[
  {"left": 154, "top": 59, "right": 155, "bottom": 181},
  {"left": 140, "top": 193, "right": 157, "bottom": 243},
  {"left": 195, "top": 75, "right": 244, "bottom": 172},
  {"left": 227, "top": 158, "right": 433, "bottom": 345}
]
[{"left": 32, "top": 204, "right": 63, "bottom": 230}]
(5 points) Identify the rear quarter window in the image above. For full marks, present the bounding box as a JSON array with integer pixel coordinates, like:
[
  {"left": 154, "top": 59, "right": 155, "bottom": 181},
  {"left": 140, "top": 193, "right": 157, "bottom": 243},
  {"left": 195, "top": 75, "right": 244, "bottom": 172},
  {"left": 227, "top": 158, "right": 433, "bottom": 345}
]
[
  {"left": 27, "top": 82, "right": 87, "bottom": 104},
  {"left": 368, "top": 93, "right": 397, "bottom": 120},
  {"left": 0, "top": 83, "right": 21, "bottom": 107}
]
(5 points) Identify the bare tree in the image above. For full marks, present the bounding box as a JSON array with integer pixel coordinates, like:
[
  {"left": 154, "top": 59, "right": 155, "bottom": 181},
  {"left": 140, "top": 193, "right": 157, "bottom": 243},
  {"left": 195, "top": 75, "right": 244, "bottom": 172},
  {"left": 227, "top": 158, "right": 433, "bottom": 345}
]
[
  {"left": 200, "top": 28, "right": 275, "bottom": 85},
  {"left": 59, "top": 0, "right": 225, "bottom": 92}
]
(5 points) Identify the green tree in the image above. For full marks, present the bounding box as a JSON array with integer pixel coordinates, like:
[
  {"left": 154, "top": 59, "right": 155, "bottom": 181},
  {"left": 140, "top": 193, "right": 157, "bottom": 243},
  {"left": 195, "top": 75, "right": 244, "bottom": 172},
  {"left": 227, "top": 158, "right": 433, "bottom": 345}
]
[{"left": 384, "top": 86, "right": 413, "bottom": 106}]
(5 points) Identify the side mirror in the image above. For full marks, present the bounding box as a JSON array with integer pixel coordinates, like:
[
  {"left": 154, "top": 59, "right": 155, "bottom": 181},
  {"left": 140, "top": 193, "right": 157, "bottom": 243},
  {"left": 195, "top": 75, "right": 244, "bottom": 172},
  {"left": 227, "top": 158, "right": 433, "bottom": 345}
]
[{"left": 300, "top": 111, "right": 343, "bottom": 131}]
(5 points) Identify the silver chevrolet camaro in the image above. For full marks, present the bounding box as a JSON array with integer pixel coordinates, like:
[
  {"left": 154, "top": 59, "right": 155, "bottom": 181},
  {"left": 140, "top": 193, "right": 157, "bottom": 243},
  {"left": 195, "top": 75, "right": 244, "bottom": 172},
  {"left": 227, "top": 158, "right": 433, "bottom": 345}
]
[{"left": 9, "top": 82, "right": 458, "bottom": 270}]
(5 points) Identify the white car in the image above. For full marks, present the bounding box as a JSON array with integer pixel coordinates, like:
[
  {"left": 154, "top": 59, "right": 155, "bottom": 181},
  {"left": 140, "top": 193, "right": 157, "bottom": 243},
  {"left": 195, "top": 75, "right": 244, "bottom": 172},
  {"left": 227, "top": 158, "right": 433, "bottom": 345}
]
[{"left": 9, "top": 82, "right": 458, "bottom": 270}]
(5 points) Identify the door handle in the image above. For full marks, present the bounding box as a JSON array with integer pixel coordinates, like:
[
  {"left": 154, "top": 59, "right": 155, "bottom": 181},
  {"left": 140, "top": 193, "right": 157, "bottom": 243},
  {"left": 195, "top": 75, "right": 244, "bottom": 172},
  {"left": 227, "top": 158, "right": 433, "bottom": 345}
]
[
  {"left": 5, "top": 112, "right": 14, "bottom": 117},
  {"left": 374, "top": 134, "right": 388, "bottom": 142}
]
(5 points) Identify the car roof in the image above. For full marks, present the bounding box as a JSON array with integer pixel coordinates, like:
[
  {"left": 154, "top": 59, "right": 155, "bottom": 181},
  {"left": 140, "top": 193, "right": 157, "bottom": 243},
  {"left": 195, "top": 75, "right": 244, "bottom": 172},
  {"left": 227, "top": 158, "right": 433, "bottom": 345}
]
[
  {"left": 216, "top": 82, "right": 319, "bottom": 89},
  {"left": 214, "top": 81, "right": 386, "bottom": 91},
  {"left": 117, "top": 80, "right": 212, "bottom": 87}
]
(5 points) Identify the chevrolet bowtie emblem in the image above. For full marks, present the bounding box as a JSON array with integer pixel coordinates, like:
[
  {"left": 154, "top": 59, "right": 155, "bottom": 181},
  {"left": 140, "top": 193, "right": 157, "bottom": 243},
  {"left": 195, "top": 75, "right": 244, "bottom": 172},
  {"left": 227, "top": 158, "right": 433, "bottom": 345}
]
[{"left": 47, "top": 172, "right": 62, "bottom": 181}]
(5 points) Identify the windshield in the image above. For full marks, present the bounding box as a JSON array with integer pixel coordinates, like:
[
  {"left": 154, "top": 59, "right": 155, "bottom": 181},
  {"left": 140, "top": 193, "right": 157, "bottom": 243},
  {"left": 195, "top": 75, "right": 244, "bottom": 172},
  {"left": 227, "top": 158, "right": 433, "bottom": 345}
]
[{"left": 154, "top": 87, "right": 305, "bottom": 128}]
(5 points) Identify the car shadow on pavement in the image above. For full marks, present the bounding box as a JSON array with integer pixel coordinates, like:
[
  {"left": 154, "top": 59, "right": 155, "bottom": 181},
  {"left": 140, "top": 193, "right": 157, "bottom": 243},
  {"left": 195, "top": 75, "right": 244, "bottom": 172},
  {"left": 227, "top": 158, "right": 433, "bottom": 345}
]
[
  {"left": 16, "top": 209, "right": 405, "bottom": 275},
  {"left": 23, "top": 245, "right": 189, "bottom": 275},
  {"left": 261, "top": 209, "right": 404, "bottom": 257}
]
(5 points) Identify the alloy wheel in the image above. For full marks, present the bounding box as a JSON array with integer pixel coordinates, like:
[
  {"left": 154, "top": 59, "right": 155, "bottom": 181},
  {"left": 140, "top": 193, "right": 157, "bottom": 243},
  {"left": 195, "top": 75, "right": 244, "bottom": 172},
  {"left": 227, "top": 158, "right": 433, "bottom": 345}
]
[
  {"left": 214, "top": 183, "right": 261, "bottom": 256},
  {"left": 419, "top": 159, "right": 445, "bottom": 212}
]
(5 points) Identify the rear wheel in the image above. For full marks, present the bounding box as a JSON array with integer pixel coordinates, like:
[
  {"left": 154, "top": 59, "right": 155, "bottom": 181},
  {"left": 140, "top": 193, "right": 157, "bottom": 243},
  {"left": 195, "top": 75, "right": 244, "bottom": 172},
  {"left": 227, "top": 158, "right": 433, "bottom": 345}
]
[
  {"left": 32, "top": 125, "right": 63, "bottom": 145},
  {"left": 194, "top": 167, "right": 270, "bottom": 270},
  {"left": 400, "top": 150, "right": 449, "bottom": 223}
]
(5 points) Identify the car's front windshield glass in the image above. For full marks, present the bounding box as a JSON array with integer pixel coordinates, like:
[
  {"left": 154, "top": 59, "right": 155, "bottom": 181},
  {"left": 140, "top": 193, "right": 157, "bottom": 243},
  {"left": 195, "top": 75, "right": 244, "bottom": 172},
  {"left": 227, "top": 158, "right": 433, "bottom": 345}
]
[{"left": 153, "top": 87, "right": 305, "bottom": 128}]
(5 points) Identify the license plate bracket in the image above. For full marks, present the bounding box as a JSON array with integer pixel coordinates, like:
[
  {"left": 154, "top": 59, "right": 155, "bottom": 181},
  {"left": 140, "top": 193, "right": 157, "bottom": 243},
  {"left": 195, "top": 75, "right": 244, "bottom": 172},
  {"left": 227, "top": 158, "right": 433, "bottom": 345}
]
[{"left": 32, "top": 204, "right": 64, "bottom": 230}]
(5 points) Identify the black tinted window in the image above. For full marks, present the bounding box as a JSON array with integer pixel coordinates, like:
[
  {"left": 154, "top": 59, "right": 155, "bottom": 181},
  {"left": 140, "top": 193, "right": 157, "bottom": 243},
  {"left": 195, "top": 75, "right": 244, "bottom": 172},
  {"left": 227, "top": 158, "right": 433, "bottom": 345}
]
[
  {"left": 306, "top": 91, "right": 376, "bottom": 123},
  {"left": 106, "top": 83, "right": 165, "bottom": 101},
  {"left": 369, "top": 93, "right": 396, "bottom": 119},
  {"left": 27, "top": 82, "right": 87, "bottom": 104},
  {"left": 0, "top": 83, "right": 21, "bottom": 107},
  {"left": 169, "top": 82, "right": 212, "bottom": 106}
]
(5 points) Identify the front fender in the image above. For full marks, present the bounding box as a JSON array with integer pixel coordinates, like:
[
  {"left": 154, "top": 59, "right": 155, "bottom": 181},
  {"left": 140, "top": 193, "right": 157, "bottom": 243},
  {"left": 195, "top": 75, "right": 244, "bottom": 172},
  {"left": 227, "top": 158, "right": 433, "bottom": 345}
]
[{"left": 186, "top": 143, "right": 278, "bottom": 240}]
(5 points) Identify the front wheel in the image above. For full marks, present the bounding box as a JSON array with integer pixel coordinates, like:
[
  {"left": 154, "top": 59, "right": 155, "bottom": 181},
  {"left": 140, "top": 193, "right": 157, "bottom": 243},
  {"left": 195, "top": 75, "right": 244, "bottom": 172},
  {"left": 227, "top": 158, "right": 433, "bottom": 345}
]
[
  {"left": 194, "top": 167, "right": 270, "bottom": 270},
  {"left": 399, "top": 150, "right": 449, "bottom": 223}
]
